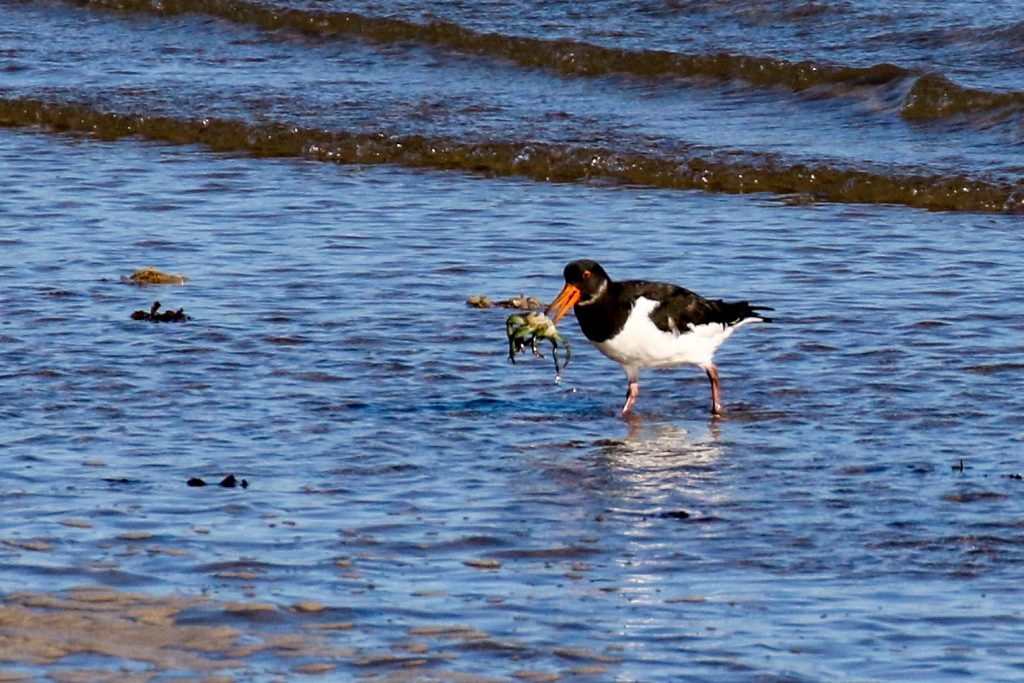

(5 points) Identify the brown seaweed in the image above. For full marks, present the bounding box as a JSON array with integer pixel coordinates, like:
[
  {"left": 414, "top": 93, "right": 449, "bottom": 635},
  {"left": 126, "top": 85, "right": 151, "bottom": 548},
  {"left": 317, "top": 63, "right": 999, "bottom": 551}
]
[
  {"left": 121, "top": 267, "right": 188, "bottom": 286},
  {"left": 467, "top": 294, "right": 544, "bottom": 310}
]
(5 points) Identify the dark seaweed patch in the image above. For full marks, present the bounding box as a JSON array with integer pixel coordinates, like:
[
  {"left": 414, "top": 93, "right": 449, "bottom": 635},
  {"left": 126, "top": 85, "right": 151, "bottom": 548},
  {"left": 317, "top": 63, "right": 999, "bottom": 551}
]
[
  {"left": 1, "top": 97, "right": 1022, "bottom": 213},
  {"left": 131, "top": 301, "right": 190, "bottom": 323}
]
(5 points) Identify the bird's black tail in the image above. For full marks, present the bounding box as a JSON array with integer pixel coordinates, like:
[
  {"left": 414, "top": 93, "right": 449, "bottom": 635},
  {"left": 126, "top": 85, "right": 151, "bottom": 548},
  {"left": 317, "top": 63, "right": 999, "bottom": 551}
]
[{"left": 719, "top": 300, "right": 773, "bottom": 325}]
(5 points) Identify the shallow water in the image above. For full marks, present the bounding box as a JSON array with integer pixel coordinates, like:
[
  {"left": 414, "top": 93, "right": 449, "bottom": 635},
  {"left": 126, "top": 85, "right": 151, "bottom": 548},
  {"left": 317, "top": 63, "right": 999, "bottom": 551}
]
[
  {"left": 3, "top": 128, "right": 1024, "bottom": 680},
  {"left": 3, "top": 0, "right": 1024, "bottom": 680}
]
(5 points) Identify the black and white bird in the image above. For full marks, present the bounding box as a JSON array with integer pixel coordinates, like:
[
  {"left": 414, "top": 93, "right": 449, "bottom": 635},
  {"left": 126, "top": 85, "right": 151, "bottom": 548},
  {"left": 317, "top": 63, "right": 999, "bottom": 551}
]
[{"left": 545, "top": 259, "right": 771, "bottom": 416}]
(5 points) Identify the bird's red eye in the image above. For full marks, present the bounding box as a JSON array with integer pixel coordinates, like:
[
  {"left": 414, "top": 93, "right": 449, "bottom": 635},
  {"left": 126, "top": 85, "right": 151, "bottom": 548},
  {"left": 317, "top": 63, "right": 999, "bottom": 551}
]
[{"left": 582, "top": 270, "right": 591, "bottom": 280}]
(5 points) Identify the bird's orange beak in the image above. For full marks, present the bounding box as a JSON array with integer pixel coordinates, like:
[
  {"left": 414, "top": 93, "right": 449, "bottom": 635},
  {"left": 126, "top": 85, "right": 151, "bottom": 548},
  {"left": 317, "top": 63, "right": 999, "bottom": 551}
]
[{"left": 545, "top": 283, "right": 581, "bottom": 324}]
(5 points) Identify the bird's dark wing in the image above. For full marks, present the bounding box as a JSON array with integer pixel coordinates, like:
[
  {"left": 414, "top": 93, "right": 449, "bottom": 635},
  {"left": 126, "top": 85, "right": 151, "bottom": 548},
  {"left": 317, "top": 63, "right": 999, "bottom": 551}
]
[{"left": 622, "top": 281, "right": 772, "bottom": 334}]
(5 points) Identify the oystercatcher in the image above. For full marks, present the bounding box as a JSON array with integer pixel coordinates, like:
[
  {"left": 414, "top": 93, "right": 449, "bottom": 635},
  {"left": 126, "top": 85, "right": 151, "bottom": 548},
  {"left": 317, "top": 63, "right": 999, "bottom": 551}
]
[{"left": 545, "top": 259, "right": 771, "bottom": 416}]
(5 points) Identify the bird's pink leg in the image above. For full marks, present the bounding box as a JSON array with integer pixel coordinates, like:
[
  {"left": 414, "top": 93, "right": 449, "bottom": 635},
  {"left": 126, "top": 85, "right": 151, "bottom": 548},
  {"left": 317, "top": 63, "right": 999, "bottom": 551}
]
[
  {"left": 622, "top": 381, "right": 639, "bottom": 415},
  {"left": 621, "top": 366, "right": 640, "bottom": 415},
  {"left": 705, "top": 363, "right": 723, "bottom": 416}
]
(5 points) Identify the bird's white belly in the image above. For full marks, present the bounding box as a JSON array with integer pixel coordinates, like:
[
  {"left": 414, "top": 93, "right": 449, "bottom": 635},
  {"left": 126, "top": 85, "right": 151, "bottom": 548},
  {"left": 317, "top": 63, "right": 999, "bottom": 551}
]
[{"left": 592, "top": 297, "right": 737, "bottom": 369}]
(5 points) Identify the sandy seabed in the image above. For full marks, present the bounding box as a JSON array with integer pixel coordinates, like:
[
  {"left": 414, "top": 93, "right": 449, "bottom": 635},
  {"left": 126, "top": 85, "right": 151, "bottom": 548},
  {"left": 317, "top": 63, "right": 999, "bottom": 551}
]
[{"left": 0, "top": 586, "right": 617, "bottom": 682}]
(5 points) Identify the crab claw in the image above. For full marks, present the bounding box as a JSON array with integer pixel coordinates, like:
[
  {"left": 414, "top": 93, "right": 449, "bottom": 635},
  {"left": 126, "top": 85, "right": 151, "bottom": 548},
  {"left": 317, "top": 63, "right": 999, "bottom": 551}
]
[
  {"left": 556, "top": 335, "right": 571, "bottom": 369},
  {"left": 530, "top": 335, "right": 546, "bottom": 359},
  {"left": 506, "top": 314, "right": 527, "bottom": 363}
]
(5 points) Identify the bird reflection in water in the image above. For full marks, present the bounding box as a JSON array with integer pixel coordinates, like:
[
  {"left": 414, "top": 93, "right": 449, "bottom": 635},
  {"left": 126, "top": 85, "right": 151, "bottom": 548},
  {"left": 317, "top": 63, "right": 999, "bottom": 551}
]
[
  {"left": 516, "top": 414, "right": 729, "bottom": 510},
  {"left": 588, "top": 418, "right": 728, "bottom": 510}
]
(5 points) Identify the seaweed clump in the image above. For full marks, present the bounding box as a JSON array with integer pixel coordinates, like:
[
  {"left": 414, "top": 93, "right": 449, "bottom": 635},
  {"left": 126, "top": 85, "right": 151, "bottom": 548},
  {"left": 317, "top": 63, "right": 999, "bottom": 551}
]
[
  {"left": 467, "top": 294, "right": 544, "bottom": 309},
  {"left": 131, "top": 301, "right": 190, "bottom": 322},
  {"left": 122, "top": 267, "right": 188, "bottom": 286},
  {"left": 187, "top": 474, "right": 248, "bottom": 488}
]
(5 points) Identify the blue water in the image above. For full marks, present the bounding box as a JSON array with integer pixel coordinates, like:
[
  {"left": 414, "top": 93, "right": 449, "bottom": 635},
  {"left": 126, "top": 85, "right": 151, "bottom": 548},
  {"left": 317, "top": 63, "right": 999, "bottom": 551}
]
[{"left": 3, "top": 128, "right": 1024, "bottom": 680}]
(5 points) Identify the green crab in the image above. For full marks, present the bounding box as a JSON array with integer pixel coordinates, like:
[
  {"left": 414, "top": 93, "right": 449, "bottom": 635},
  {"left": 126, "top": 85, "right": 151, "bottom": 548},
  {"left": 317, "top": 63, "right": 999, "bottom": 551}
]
[{"left": 506, "top": 311, "right": 571, "bottom": 379}]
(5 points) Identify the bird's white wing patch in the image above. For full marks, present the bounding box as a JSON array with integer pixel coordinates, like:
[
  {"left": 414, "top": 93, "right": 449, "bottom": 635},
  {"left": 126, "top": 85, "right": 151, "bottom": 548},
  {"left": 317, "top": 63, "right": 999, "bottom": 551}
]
[{"left": 594, "top": 296, "right": 735, "bottom": 368}]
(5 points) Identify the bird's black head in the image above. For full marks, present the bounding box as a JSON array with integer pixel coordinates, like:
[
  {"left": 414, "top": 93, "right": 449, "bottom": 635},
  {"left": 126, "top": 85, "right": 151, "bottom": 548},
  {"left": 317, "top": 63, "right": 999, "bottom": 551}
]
[
  {"left": 563, "top": 260, "right": 609, "bottom": 296},
  {"left": 546, "top": 259, "right": 611, "bottom": 324}
]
